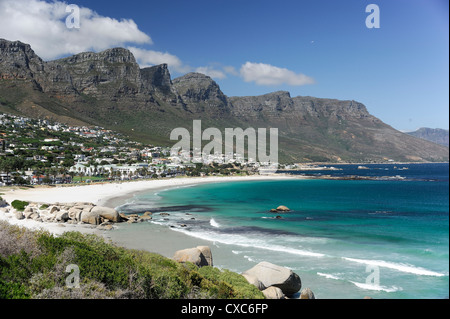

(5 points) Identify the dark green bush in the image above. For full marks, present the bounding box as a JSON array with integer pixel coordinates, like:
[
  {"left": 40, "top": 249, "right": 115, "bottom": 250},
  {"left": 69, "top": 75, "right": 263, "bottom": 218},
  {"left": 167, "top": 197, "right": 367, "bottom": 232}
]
[
  {"left": 0, "top": 279, "right": 29, "bottom": 299},
  {"left": 11, "top": 200, "right": 29, "bottom": 211}
]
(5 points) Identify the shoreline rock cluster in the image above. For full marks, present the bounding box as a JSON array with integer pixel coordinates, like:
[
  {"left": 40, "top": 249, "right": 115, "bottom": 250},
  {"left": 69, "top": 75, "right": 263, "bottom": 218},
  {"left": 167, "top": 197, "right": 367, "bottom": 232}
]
[
  {"left": 172, "top": 246, "right": 315, "bottom": 299},
  {"left": 269, "top": 205, "right": 291, "bottom": 219},
  {"left": 0, "top": 201, "right": 137, "bottom": 230}
]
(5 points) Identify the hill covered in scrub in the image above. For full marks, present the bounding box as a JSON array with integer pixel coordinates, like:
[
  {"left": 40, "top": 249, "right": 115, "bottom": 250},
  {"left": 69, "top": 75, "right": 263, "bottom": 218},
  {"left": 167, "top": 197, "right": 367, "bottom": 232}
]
[
  {"left": 0, "top": 221, "right": 263, "bottom": 299},
  {"left": 1, "top": 39, "right": 448, "bottom": 163}
]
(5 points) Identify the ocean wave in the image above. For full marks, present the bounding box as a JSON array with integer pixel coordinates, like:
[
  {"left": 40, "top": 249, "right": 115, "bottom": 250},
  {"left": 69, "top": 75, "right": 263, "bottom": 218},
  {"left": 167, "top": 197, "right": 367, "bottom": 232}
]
[
  {"left": 167, "top": 226, "right": 326, "bottom": 258},
  {"left": 210, "top": 218, "right": 220, "bottom": 228},
  {"left": 244, "top": 255, "right": 255, "bottom": 262},
  {"left": 317, "top": 272, "right": 342, "bottom": 280},
  {"left": 343, "top": 257, "right": 446, "bottom": 277},
  {"left": 350, "top": 281, "right": 402, "bottom": 293},
  {"left": 317, "top": 272, "right": 403, "bottom": 293}
]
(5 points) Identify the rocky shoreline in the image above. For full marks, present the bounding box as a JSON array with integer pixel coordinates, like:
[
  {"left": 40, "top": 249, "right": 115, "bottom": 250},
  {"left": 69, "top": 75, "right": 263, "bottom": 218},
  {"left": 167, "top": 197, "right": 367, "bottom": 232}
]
[
  {"left": 0, "top": 201, "right": 130, "bottom": 230},
  {"left": 171, "top": 245, "right": 315, "bottom": 299}
]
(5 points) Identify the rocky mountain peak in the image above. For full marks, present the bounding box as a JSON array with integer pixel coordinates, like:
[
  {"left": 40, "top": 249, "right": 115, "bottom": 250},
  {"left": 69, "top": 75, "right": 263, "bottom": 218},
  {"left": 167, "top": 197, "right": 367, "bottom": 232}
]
[
  {"left": 172, "top": 72, "right": 230, "bottom": 114},
  {"left": 141, "top": 64, "right": 172, "bottom": 91},
  {"left": 56, "top": 47, "right": 137, "bottom": 65},
  {"left": 0, "top": 38, "right": 45, "bottom": 80}
]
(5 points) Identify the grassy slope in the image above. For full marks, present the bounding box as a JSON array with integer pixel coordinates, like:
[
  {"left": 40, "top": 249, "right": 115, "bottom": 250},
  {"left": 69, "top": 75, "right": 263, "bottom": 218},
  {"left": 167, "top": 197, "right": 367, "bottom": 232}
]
[{"left": 0, "top": 221, "right": 263, "bottom": 299}]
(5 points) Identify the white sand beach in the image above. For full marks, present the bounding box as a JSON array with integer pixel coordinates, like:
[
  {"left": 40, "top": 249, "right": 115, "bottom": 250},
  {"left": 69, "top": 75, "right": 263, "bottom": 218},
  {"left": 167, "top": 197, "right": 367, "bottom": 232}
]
[
  {"left": 0, "top": 175, "right": 294, "bottom": 239},
  {"left": 1, "top": 175, "right": 293, "bottom": 207}
]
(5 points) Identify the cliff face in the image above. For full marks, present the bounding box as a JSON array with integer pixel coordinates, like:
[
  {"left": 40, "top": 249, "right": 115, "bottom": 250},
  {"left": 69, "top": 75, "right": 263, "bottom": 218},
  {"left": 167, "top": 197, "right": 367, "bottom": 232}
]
[
  {"left": 52, "top": 48, "right": 141, "bottom": 98},
  {"left": 0, "top": 38, "right": 448, "bottom": 163},
  {"left": 173, "top": 73, "right": 231, "bottom": 118}
]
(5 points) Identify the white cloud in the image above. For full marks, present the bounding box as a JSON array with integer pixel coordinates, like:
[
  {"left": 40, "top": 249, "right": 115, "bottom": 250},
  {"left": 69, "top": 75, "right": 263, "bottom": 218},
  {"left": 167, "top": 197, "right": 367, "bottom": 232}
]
[
  {"left": 240, "top": 62, "right": 315, "bottom": 86},
  {"left": 223, "top": 66, "right": 239, "bottom": 76},
  {"left": 0, "top": 0, "right": 151, "bottom": 60},
  {"left": 195, "top": 66, "right": 227, "bottom": 79},
  {"left": 0, "top": 0, "right": 314, "bottom": 88},
  {"left": 127, "top": 46, "right": 190, "bottom": 73}
]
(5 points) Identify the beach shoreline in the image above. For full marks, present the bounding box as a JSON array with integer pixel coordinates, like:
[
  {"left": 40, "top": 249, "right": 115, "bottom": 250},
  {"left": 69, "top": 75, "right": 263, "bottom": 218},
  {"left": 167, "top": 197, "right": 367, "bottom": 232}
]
[
  {"left": 1, "top": 174, "right": 296, "bottom": 208},
  {"left": 0, "top": 174, "right": 296, "bottom": 254}
]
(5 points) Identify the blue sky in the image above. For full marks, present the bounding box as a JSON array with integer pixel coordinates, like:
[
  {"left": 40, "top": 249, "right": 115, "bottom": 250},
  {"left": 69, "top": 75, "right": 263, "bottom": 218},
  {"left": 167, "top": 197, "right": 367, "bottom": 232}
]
[{"left": 0, "top": 0, "right": 448, "bottom": 131}]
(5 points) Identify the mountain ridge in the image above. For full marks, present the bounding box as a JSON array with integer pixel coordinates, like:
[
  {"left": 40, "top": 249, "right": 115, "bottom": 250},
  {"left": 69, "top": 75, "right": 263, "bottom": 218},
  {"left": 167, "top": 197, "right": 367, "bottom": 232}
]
[
  {"left": 0, "top": 38, "right": 448, "bottom": 163},
  {"left": 407, "top": 128, "right": 449, "bottom": 147}
]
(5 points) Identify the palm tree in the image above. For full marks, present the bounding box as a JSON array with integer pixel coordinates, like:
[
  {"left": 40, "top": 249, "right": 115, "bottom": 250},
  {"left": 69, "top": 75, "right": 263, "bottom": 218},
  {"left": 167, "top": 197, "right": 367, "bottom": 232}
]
[
  {"left": 78, "top": 171, "right": 85, "bottom": 183},
  {"left": 69, "top": 171, "right": 76, "bottom": 184},
  {"left": 142, "top": 167, "right": 148, "bottom": 178}
]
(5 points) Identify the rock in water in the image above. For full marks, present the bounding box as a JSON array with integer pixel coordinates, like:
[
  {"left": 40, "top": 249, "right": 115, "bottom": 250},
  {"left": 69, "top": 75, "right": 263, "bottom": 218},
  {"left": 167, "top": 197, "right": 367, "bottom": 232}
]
[
  {"left": 300, "top": 287, "right": 316, "bottom": 299},
  {"left": 243, "top": 261, "right": 301, "bottom": 296},
  {"left": 276, "top": 205, "right": 290, "bottom": 212}
]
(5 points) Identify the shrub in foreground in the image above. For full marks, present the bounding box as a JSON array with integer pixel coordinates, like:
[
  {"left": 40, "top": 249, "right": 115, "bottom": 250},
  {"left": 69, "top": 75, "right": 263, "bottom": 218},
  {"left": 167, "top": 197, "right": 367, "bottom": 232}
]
[{"left": 0, "top": 222, "right": 264, "bottom": 299}]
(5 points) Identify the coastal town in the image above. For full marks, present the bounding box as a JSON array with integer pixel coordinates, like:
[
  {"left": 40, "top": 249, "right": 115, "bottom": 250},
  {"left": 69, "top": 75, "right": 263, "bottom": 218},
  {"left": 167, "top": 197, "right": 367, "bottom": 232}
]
[{"left": 0, "top": 112, "right": 263, "bottom": 186}]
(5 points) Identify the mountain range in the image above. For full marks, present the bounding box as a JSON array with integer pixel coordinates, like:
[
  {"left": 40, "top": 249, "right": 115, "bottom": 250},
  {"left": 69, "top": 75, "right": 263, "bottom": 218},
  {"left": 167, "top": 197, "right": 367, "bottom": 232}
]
[
  {"left": 0, "top": 39, "right": 448, "bottom": 163},
  {"left": 407, "top": 128, "right": 449, "bottom": 147}
]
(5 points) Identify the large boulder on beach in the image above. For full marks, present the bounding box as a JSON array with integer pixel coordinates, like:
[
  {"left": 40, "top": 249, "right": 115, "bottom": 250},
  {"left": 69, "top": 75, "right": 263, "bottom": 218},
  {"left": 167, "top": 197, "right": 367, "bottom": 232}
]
[
  {"left": 242, "top": 261, "right": 301, "bottom": 296},
  {"left": 23, "top": 206, "right": 34, "bottom": 214},
  {"left": 0, "top": 198, "right": 8, "bottom": 208},
  {"left": 24, "top": 208, "right": 36, "bottom": 219},
  {"left": 196, "top": 246, "right": 213, "bottom": 267},
  {"left": 80, "top": 211, "right": 102, "bottom": 225},
  {"left": 262, "top": 286, "right": 285, "bottom": 299},
  {"left": 91, "top": 206, "right": 121, "bottom": 222},
  {"left": 47, "top": 205, "right": 60, "bottom": 214},
  {"left": 242, "top": 273, "right": 266, "bottom": 291},
  {"left": 14, "top": 211, "right": 25, "bottom": 220},
  {"left": 55, "top": 211, "right": 69, "bottom": 222},
  {"left": 173, "top": 246, "right": 213, "bottom": 267},
  {"left": 68, "top": 209, "right": 83, "bottom": 222}
]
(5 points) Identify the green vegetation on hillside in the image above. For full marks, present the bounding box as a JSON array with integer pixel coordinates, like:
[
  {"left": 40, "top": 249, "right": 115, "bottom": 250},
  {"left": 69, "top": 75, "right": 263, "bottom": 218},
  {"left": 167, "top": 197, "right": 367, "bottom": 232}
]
[{"left": 0, "top": 221, "right": 264, "bottom": 299}]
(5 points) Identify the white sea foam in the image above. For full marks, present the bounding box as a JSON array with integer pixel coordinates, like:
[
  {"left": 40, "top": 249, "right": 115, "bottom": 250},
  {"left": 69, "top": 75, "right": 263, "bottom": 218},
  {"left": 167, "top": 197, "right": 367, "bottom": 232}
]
[
  {"left": 350, "top": 281, "right": 402, "bottom": 293},
  {"left": 244, "top": 255, "right": 255, "bottom": 262},
  {"left": 168, "top": 226, "right": 326, "bottom": 258},
  {"left": 317, "top": 272, "right": 341, "bottom": 280},
  {"left": 210, "top": 218, "right": 220, "bottom": 228},
  {"left": 343, "top": 257, "right": 446, "bottom": 277}
]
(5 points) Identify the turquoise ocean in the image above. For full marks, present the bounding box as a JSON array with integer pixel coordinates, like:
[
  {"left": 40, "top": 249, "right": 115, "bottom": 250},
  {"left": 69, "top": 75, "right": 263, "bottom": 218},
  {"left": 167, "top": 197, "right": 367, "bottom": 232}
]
[{"left": 116, "top": 163, "right": 449, "bottom": 299}]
